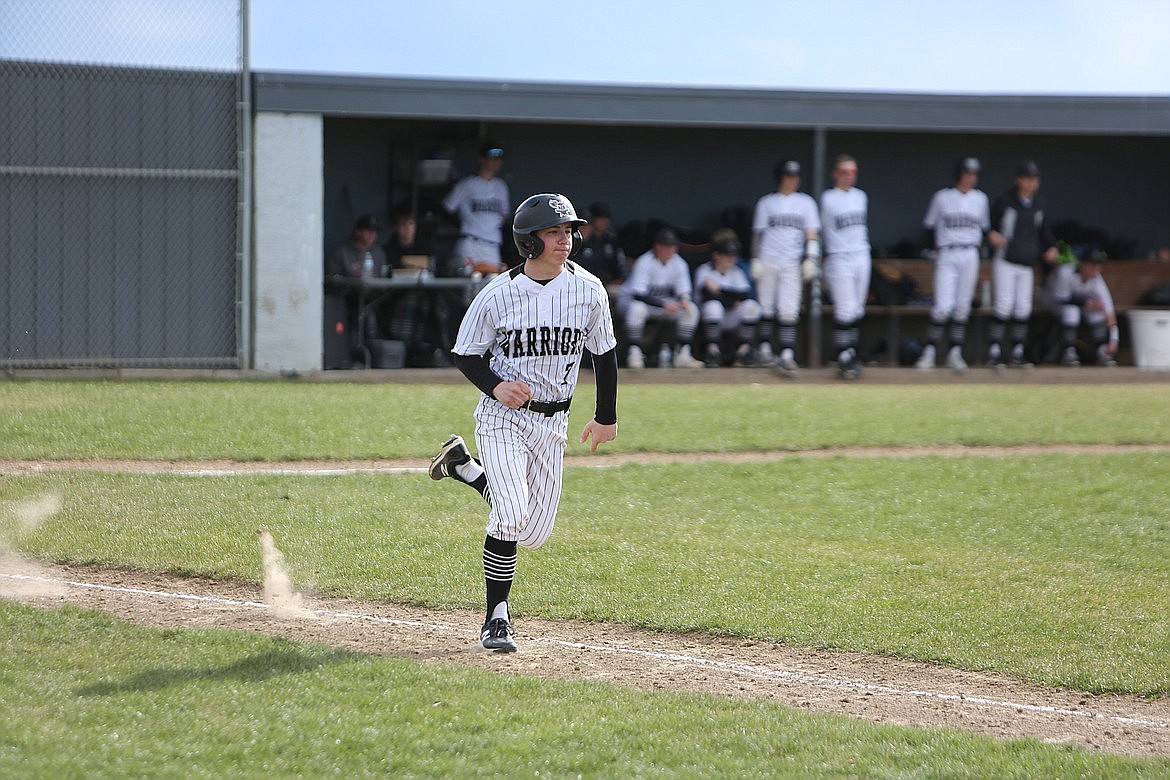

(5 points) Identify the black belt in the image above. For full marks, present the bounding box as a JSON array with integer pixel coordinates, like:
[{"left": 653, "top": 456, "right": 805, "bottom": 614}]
[
  {"left": 520, "top": 397, "right": 572, "bottom": 416},
  {"left": 461, "top": 235, "right": 500, "bottom": 246},
  {"left": 940, "top": 244, "right": 979, "bottom": 250}
]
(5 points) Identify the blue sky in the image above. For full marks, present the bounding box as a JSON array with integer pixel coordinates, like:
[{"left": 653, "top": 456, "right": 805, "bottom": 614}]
[{"left": 3, "top": 0, "right": 1169, "bottom": 94}]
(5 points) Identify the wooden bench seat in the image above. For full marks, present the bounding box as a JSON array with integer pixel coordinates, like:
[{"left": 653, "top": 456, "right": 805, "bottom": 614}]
[{"left": 811, "top": 258, "right": 1170, "bottom": 366}]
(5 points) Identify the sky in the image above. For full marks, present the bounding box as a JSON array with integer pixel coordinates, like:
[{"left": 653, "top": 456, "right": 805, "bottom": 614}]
[{"left": 3, "top": 0, "right": 1169, "bottom": 95}]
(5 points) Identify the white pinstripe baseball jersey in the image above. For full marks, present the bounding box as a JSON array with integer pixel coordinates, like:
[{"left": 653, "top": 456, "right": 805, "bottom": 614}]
[
  {"left": 923, "top": 187, "right": 990, "bottom": 248},
  {"left": 819, "top": 186, "right": 870, "bottom": 255},
  {"left": 453, "top": 261, "right": 617, "bottom": 403},
  {"left": 443, "top": 175, "right": 510, "bottom": 244},
  {"left": 753, "top": 191, "right": 821, "bottom": 262}
]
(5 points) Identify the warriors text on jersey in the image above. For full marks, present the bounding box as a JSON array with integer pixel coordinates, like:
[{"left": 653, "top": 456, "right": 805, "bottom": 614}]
[
  {"left": 752, "top": 191, "right": 821, "bottom": 262},
  {"left": 819, "top": 187, "right": 870, "bottom": 255},
  {"left": 622, "top": 250, "right": 693, "bottom": 306},
  {"left": 444, "top": 176, "right": 510, "bottom": 243},
  {"left": 453, "top": 262, "right": 617, "bottom": 403},
  {"left": 923, "top": 187, "right": 990, "bottom": 248}
]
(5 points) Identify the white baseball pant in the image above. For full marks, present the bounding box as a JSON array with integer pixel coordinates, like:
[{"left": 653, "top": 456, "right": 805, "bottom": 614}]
[
  {"left": 823, "top": 251, "right": 871, "bottom": 325},
  {"left": 991, "top": 257, "right": 1035, "bottom": 321},
  {"left": 930, "top": 247, "right": 980, "bottom": 323},
  {"left": 754, "top": 258, "right": 802, "bottom": 323},
  {"left": 474, "top": 396, "right": 568, "bottom": 551}
]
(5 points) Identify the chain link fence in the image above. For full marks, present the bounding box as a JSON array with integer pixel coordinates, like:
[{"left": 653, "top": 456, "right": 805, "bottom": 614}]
[{"left": 0, "top": 1, "right": 245, "bottom": 368}]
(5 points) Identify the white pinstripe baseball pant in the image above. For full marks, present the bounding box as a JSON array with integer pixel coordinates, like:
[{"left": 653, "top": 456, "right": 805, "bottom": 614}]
[{"left": 474, "top": 395, "right": 568, "bottom": 550}]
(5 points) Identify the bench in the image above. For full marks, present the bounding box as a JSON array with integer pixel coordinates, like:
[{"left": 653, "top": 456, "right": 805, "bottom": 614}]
[{"left": 838, "top": 258, "right": 1170, "bottom": 366}]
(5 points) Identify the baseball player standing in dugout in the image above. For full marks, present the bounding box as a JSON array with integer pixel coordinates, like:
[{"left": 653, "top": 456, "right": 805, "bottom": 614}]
[
  {"left": 985, "top": 159, "right": 1059, "bottom": 368},
  {"left": 443, "top": 143, "right": 511, "bottom": 276},
  {"left": 917, "top": 157, "right": 991, "bottom": 372},
  {"left": 818, "top": 154, "right": 871, "bottom": 380},
  {"left": 428, "top": 193, "right": 619, "bottom": 653},
  {"left": 751, "top": 159, "right": 822, "bottom": 377}
]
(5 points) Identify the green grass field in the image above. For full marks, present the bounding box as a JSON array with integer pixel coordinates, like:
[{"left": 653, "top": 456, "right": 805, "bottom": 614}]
[{"left": 1, "top": 379, "right": 1168, "bottom": 777}]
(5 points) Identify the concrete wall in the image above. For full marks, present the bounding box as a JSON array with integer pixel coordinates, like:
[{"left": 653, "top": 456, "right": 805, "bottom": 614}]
[{"left": 253, "top": 112, "right": 324, "bottom": 372}]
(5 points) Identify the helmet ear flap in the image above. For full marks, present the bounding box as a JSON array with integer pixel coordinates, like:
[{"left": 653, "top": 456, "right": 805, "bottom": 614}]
[
  {"left": 516, "top": 233, "right": 543, "bottom": 259},
  {"left": 568, "top": 228, "right": 584, "bottom": 259}
]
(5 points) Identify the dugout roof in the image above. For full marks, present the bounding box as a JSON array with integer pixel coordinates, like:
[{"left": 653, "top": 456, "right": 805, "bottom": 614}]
[{"left": 254, "top": 72, "right": 1170, "bottom": 136}]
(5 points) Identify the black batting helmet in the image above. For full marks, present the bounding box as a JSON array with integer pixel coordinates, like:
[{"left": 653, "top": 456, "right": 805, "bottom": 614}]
[
  {"left": 953, "top": 156, "right": 981, "bottom": 180},
  {"left": 512, "top": 193, "right": 588, "bottom": 259}
]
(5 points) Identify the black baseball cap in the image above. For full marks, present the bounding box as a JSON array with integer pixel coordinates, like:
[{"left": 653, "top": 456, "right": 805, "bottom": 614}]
[
  {"left": 712, "top": 238, "right": 739, "bottom": 256},
  {"left": 588, "top": 202, "right": 612, "bottom": 219},
  {"left": 955, "top": 156, "right": 981, "bottom": 176},
  {"left": 479, "top": 142, "right": 504, "bottom": 158},
  {"left": 354, "top": 213, "right": 379, "bottom": 231},
  {"left": 1016, "top": 159, "right": 1041, "bottom": 177},
  {"left": 653, "top": 228, "right": 680, "bottom": 246},
  {"left": 775, "top": 159, "right": 802, "bottom": 179}
]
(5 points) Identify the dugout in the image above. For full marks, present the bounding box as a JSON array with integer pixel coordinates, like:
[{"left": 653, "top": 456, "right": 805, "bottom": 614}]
[{"left": 251, "top": 73, "right": 1170, "bottom": 371}]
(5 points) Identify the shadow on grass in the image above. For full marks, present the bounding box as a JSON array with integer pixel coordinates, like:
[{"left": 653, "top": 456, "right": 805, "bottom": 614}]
[{"left": 75, "top": 644, "right": 359, "bottom": 697}]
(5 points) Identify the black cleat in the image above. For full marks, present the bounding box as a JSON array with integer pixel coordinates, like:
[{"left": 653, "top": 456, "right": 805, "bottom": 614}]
[
  {"left": 429, "top": 435, "right": 471, "bottom": 481},
  {"left": 481, "top": 618, "right": 518, "bottom": 653}
]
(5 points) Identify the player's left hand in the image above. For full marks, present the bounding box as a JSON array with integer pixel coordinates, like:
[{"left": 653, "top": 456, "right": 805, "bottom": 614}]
[{"left": 580, "top": 420, "right": 617, "bottom": 452}]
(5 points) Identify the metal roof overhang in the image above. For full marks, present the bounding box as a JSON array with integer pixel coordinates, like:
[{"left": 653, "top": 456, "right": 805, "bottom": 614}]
[{"left": 254, "top": 71, "right": 1170, "bottom": 136}]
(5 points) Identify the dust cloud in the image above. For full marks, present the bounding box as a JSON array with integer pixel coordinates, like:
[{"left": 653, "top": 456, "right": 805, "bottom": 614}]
[
  {"left": 256, "top": 528, "right": 313, "bottom": 619},
  {"left": 0, "top": 493, "right": 67, "bottom": 598}
]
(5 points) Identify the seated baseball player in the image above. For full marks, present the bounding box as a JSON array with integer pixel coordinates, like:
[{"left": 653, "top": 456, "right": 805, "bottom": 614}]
[
  {"left": 693, "top": 237, "right": 762, "bottom": 367},
  {"left": 617, "top": 228, "right": 701, "bottom": 368},
  {"left": 1042, "top": 250, "right": 1118, "bottom": 366}
]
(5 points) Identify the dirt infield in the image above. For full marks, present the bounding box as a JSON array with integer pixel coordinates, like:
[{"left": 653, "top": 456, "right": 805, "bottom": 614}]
[
  {"left": 2, "top": 559, "right": 1167, "bottom": 759},
  {"left": 2, "top": 439, "right": 1169, "bottom": 758}
]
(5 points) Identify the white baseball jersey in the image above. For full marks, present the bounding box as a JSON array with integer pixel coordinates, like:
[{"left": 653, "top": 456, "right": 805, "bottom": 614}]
[
  {"left": 923, "top": 187, "right": 990, "bottom": 248},
  {"left": 752, "top": 191, "right": 821, "bottom": 263},
  {"left": 694, "top": 262, "right": 753, "bottom": 299},
  {"left": 1045, "top": 264, "right": 1115, "bottom": 318},
  {"left": 454, "top": 262, "right": 616, "bottom": 403},
  {"left": 444, "top": 175, "right": 510, "bottom": 243},
  {"left": 819, "top": 187, "right": 870, "bottom": 255},
  {"left": 621, "top": 251, "right": 694, "bottom": 305}
]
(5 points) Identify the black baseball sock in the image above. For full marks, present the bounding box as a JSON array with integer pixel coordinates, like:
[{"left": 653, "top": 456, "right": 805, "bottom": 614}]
[{"left": 483, "top": 535, "right": 517, "bottom": 623}]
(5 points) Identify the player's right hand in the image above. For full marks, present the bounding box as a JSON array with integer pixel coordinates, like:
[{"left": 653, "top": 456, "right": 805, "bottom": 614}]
[{"left": 493, "top": 381, "right": 533, "bottom": 409}]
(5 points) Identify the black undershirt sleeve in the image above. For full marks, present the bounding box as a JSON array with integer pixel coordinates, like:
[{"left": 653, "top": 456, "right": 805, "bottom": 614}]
[
  {"left": 591, "top": 347, "right": 618, "bottom": 425},
  {"left": 452, "top": 352, "right": 505, "bottom": 399}
]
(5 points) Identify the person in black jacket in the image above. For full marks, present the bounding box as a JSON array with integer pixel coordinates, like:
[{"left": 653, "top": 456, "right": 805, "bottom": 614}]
[{"left": 985, "top": 160, "right": 1059, "bottom": 367}]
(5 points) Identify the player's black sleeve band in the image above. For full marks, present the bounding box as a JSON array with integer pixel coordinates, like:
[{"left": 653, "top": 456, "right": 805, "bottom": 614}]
[
  {"left": 592, "top": 348, "right": 618, "bottom": 425},
  {"left": 634, "top": 292, "right": 667, "bottom": 308},
  {"left": 452, "top": 352, "right": 506, "bottom": 399},
  {"left": 720, "top": 290, "right": 748, "bottom": 307}
]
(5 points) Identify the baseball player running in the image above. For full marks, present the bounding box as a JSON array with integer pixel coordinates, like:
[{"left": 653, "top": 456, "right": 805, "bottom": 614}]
[
  {"left": 917, "top": 157, "right": 990, "bottom": 372},
  {"left": 985, "top": 159, "right": 1058, "bottom": 368},
  {"left": 819, "top": 154, "right": 871, "bottom": 380},
  {"left": 429, "top": 193, "right": 619, "bottom": 653},
  {"left": 751, "top": 159, "right": 821, "bottom": 376}
]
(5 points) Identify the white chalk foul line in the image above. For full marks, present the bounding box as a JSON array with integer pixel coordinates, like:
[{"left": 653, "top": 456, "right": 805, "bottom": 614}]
[
  {"left": 174, "top": 467, "right": 425, "bottom": 477},
  {"left": 3, "top": 572, "right": 1166, "bottom": 732}
]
